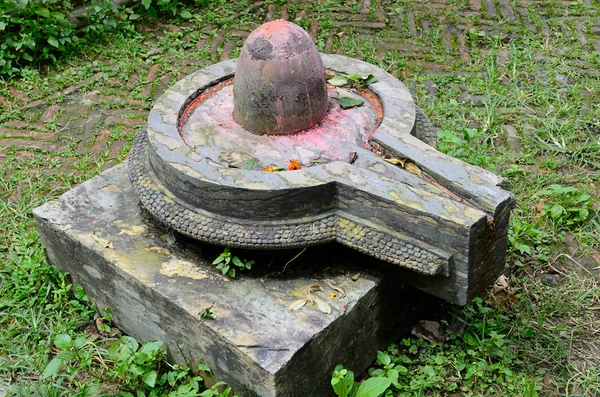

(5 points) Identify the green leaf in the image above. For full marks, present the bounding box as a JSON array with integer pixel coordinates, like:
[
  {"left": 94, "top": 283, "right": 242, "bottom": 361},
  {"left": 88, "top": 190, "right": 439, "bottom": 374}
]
[
  {"left": 22, "top": 53, "right": 33, "bottom": 62},
  {"left": 240, "top": 159, "right": 255, "bottom": 170},
  {"left": 516, "top": 244, "right": 531, "bottom": 255},
  {"left": 231, "top": 256, "right": 243, "bottom": 268},
  {"left": 140, "top": 340, "right": 163, "bottom": 357},
  {"left": 387, "top": 368, "right": 399, "bottom": 388},
  {"left": 35, "top": 7, "right": 50, "bottom": 17},
  {"left": 550, "top": 204, "right": 565, "bottom": 220},
  {"left": 129, "top": 13, "right": 140, "bottom": 20},
  {"left": 0, "top": 22, "right": 5, "bottom": 30},
  {"left": 42, "top": 356, "right": 64, "bottom": 378},
  {"left": 47, "top": 36, "right": 59, "bottom": 48},
  {"left": 376, "top": 351, "right": 391, "bottom": 366},
  {"left": 130, "top": 363, "right": 146, "bottom": 377},
  {"left": 54, "top": 334, "right": 72, "bottom": 350},
  {"left": 354, "top": 377, "right": 391, "bottom": 397},
  {"left": 337, "top": 88, "right": 364, "bottom": 109},
  {"left": 141, "top": 0, "right": 151, "bottom": 9},
  {"left": 180, "top": 9, "right": 192, "bottom": 18},
  {"left": 198, "top": 363, "right": 211, "bottom": 372},
  {"left": 103, "top": 16, "right": 117, "bottom": 29},
  {"left": 142, "top": 370, "right": 158, "bottom": 388},
  {"left": 362, "top": 74, "right": 378, "bottom": 86},
  {"left": 345, "top": 74, "right": 362, "bottom": 82},
  {"left": 73, "top": 335, "right": 87, "bottom": 349},
  {"left": 213, "top": 255, "right": 225, "bottom": 265},
  {"left": 332, "top": 367, "right": 354, "bottom": 397},
  {"left": 328, "top": 75, "right": 348, "bottom": 86}
]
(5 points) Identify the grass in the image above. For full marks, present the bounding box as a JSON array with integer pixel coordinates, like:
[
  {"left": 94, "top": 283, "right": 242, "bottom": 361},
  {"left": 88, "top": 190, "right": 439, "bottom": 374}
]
[{"left": 1, "top": 0, "right": 600, "bottom": 395}]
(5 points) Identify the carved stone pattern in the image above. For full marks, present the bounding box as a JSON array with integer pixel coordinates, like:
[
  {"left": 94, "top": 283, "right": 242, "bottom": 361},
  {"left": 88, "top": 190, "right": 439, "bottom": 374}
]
[
  {"left": 412, "top": 106, "right": 438, "bottom": 147},
  {"left": 129, "top": 129, "right": 448, "bottom": 276}
]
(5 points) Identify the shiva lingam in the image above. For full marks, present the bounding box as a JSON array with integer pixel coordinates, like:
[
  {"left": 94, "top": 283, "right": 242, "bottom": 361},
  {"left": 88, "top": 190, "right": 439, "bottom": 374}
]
[
  {"left": 35, "top": 20, "right": 515, "bottom": 397},
  {"left": 129, "top": 20, "right": 514, "bottom": 305}
]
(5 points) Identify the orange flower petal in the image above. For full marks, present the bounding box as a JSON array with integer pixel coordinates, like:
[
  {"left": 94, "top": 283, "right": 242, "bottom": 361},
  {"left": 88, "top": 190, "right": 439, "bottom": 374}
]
[{"left": 288, "top": 159, "right": 302, "bottom": 171}]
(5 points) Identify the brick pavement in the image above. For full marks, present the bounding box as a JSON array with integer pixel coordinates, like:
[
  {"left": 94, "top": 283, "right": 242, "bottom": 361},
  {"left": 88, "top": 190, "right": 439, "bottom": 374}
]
[{"left": 0, "top": 0, "right": 599, "bottom": 191}]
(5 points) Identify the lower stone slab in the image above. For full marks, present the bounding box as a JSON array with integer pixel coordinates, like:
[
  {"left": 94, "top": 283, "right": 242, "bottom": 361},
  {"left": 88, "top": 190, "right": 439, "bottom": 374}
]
[{"left": 33, "top": 164, "right": 410, "bottom": 397}]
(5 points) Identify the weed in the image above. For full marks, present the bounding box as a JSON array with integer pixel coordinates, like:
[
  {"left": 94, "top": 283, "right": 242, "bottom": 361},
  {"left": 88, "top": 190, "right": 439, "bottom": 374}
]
[
  {"left": 537, "top": 184, "right": 594, "bottom": 228},
  {"left": 212, "top": 248, "right": 254, "bottom": 278}
]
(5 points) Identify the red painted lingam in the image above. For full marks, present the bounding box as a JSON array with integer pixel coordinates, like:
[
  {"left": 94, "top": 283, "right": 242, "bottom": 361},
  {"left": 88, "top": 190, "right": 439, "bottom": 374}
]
[{"left": 233, "top": 20, "right": 329, "bottom": 135}]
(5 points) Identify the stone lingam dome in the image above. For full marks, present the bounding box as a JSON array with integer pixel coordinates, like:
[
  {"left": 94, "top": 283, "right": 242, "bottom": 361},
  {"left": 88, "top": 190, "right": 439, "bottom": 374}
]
[{"left": 233, "top": 20, "right": 329, "bottom": 135}]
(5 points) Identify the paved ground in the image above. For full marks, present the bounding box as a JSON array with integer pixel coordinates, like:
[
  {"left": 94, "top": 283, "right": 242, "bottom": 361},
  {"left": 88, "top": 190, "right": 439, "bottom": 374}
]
[{"left": 0, "top": 0, "right": 599, "bottom": 191}]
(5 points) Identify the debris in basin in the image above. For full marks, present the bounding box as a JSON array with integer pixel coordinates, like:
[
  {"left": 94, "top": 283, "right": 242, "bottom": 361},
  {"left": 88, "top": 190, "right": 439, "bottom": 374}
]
[
  {"left": 336, "top": 87, "right": 365, "bottom": 109},
  {"left": 287, "top": 159, "right": 302, "bottom": 170},
  {"left": 327, "top": 72, "right": 378, "bottom": 88}
]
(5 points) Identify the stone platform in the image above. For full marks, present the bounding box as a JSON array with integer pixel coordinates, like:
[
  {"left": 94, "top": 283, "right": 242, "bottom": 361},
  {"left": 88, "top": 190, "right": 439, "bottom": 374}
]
[{"left": 33, "top": 164, "right": 411, "bottom": 397}]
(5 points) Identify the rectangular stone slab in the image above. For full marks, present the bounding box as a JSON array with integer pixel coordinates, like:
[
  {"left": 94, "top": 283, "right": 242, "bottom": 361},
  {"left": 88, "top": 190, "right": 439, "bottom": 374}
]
[{"left": 33, "top": 164, "right": 408, "bottom": 397}]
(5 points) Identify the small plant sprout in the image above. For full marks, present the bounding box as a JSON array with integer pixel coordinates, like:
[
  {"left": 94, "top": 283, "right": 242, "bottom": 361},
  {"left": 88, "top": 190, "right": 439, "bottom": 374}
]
[{"left": 212, "top": 248, "right": 255, "bottom": 278}]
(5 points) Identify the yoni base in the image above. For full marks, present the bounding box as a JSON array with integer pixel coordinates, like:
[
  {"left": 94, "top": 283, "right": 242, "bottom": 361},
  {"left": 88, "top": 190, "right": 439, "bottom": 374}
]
[{"left": 33, "top": 164, "right": 410, "bottom": 397}]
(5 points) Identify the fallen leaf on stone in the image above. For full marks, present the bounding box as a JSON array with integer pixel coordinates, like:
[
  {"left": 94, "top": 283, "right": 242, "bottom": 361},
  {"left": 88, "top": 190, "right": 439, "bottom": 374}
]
[
  {"left": 288, "top": 159, "right": 302, "bottom": 170},
  {"left": 92, "top": 234, "right": 114, "bottom": 249},
  {"left": 329, "top": 292, "right": 336, "bottom": 299},
  {"left": 240, "top": 159, "right": 256, "bottom": 170},
  {"left": 326, "top": 281, "right": 346, "bottom": 299},
  {"left": 351, "top": 273, "right": 361, "bottom": 281},
  {"left": 385, "top": 158, "right": 406, "bottom": 167},
  {"left": 405, "top": 162, "right": 422, "bottom": 177},
  {"left": 147, "top": 246, "right": 171, "bottom": 256},
  {"left": 348, "top": 151, "right": 357, "bottom": 164},
  {"left": 327, "top": 75, "right": 348, "bottom": 86},
  {"left": 315, "top": 297, "right": 332, "bottom": 314},
  {"left": 411, "top": 320, "right": 445, "bottom": 345},
  {"left": 289, "top": 299, "right": 307, "bottom": 311},
  {"left": 336, "top": 88, "right": 364, "bottom": 109}
]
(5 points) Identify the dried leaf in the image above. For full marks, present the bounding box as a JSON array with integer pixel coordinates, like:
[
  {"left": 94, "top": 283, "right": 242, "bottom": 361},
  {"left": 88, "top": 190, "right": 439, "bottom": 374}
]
[
  {"left": 348, "top": 151, "right": 358, "bottom": 164},
  {"left": 336, "top": 88, "right": 364, "bottom": 109},
  {"left": 289, "top": 299, "right": 308, "bottom": 311},
  {"left": 329, "top": 292, "right": 336, "bottom": 299},
  {"left": 411, "top": 320, "right": 445, "bottom": 345},
  {"left": 384, "top": 158, "right": 406, "bottom": 166},
  {"left": 326, "top": 281, "right": 346, "bottom": 299},
  {"left": 405, "top": 162, "right": 422, "bottom": 177},
  {"left": 492, "top": 274, "right": 509, "bottom": 294},
  {"left": 147, "top": 246, "right": 171, "bottom": 256},
  {"left": 314, "top": 297, "right": 332, "bottom": 314},
  {"left": 351, "top": 273, "right": 361, "bottom": 281},
  {"left": 288, "top": 159, "right": 302, "bottom": 171},
  {"left": 309, "top": 284, "right": 324, "bottom": 292},
  {"left": 92, "top": 234, "right": 114, "bottom": 249}
]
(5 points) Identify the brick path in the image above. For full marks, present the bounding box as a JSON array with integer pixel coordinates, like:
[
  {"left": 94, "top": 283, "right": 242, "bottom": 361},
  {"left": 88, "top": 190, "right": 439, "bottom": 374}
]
[{"left": 1, "top": 0, "right": 599, "bottom": 190}]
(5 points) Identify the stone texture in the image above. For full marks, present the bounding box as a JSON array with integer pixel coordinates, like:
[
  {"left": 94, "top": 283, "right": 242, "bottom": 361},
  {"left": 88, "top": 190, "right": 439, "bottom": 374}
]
[{"left": 33, "top": 164, "right": 409, "bottom": 397}]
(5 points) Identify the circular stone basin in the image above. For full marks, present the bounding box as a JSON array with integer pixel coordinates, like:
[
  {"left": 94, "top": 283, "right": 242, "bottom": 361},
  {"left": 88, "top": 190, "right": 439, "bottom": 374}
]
[
  {"left": 130, "top": 54, "right": 417, "bottom": 248},
  {"left": 180, "top": 80, "right": 379, "bottom": 170}
]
